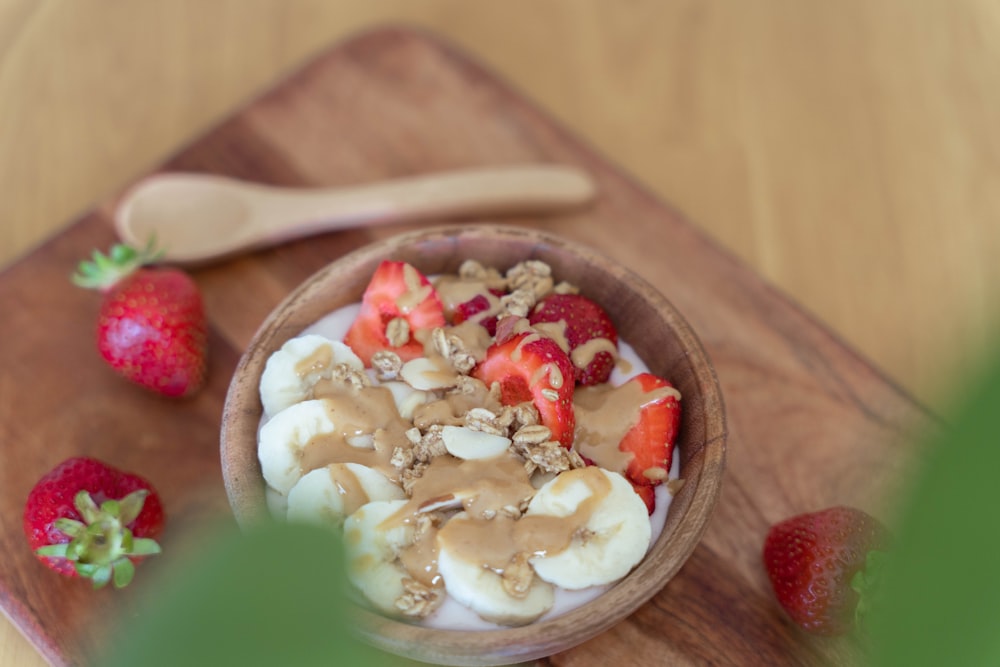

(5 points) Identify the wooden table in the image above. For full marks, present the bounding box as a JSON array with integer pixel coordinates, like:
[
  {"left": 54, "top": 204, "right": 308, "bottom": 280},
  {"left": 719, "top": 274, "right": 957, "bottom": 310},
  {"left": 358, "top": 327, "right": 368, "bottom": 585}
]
[{"left": 1, "top": 3, "right": 998, "bottom": 666}]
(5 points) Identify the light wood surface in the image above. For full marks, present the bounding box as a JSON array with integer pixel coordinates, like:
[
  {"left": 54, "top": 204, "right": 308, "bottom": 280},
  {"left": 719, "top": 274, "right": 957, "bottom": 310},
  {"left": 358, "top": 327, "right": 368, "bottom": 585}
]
[
  {"left": 1, "top": 2, "right": 997, "bottom": 665},
  {"left": 0, "top": 27, "right": 915, "bottom": 665}
]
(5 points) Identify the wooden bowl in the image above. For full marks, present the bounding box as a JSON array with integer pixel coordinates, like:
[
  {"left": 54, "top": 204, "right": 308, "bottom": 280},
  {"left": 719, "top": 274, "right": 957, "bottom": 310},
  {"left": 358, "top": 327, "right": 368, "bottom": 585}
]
[{"left": 220, "top": 224, "right": 727, "bottom": 666}]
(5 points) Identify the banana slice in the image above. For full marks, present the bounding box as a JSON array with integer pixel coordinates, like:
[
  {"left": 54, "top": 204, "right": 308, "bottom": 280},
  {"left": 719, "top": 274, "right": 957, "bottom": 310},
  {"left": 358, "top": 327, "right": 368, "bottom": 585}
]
[
  {"left": 379, "top": 380, "right": 432, "bottom": 420},
  {"left": 258, "top": 398, "right": 383, "bottom": 495},
  {"left": 343, "top": 499, "right": 414, "bottom": 616},
  {"left": 264, "top": 485, "right": 289, "bottom": 519},
  {"left": 436, "top": 513, "right": 555, "bottom": 626},
  {"left": 526, "top": 467, "right": 651, "bottom": 590},
  {"left": 259, "top": 334, "right": 364, "bottom": 417},
  {"left": 286, "top": 463, "right": 404, "bottom": 528}
]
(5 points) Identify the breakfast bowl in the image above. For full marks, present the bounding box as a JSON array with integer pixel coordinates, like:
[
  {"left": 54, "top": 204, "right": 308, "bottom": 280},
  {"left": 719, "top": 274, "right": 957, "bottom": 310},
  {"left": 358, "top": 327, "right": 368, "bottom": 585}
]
[{"left": 220, "top": 224, "right": 727, "bottom": 666}]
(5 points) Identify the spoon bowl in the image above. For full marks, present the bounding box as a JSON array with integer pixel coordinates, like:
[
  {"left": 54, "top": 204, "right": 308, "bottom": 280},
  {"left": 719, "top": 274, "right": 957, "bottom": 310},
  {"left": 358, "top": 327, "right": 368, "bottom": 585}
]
[{"left": 114, "top": 166, "right": 595, "bottom": 264}]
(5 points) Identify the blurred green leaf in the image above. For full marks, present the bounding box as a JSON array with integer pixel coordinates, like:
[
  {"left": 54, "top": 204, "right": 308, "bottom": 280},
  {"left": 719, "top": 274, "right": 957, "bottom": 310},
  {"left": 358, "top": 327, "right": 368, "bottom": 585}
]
[
  {"left": 102, "top": 519, "right": 390, "bottom": 667},
  {"left": 869, "top": 345, "right": 1000, "bottom": 666}
]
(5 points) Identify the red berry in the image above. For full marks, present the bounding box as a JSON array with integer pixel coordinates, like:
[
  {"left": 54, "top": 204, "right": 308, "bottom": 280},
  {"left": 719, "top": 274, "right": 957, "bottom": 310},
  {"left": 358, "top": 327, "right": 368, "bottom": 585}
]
[
  {"left": 617, "top": 373, "right": 681, "bottom": 490},
  {"left": 473, "top": 331, "right": 576, "bottom": 448},
  {"left": 452, "top": 288, "right": 506, "bottom": 336},
  {"left": 344, "top": 261, "right": 447, "bottom": 365},
  {"left": 529, "top": 294, "right": 619, "bottom": 385},
  {"left": 631, "top": 483, "right": 656, "bottom": 514},
  {"left": 74, "top": 242, "right": 207, "bottom": 398},
  {"left": 763, "top": 506, "right": 890, "bottom": 634},
  {"left": 23, "top": 457, "right": 164, "bottom": 588}
]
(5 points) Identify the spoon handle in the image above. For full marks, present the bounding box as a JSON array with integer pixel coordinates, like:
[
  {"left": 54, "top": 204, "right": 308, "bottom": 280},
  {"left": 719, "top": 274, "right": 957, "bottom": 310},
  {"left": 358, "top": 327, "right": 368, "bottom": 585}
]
[
  {"left": 115, "top": 165, "right": 595, "bottom": 264},
  {"left": 253, "top": 165, "right": 595, "bottom": 240}
]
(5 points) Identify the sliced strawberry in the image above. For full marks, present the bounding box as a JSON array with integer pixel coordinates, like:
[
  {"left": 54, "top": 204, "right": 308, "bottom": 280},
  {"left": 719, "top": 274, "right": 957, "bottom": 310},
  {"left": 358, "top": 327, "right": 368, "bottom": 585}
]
[
  {"left": 452, "top": 288, "right": 505, "bottom": 336},
  {"left": 631, "top": 482, "right": 656, "bottom": 515},
  {"left": 344, "top": 261, "right": 446, "bottom": 365},
  {"left": 618, "top": 372, "right": 681, "bottom": 488},
  {"left": 473, "top": 332, "right": 576, "bottom": 448},
  {"left": 529, "top": 293, "right": 619, "bottom": 385}
]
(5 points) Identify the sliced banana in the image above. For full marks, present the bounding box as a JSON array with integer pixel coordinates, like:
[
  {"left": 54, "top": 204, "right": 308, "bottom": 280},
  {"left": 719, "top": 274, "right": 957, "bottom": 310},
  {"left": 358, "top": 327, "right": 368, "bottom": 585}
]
[
  {"left": 258, "top": 399, "right": 337, "bottom": 494},
  {"left": 343, "top": 499, "right": 414, "bottom": 616},
  {"left": 379, "top": 380, "right": 432, "bottom": 420},
  {"left": 286, "top": 463, "right": 404, "bottom": 528},
  {"left": 264, "top": 485, "right": 288, "bottom": 519},
  {"left": 526, "top": 467, "right": 651, "bottom": 590},
  {"left": 259, "top": 334, "right": 364, "bottom": 417},
  {"left": 436, "top": 513, "right": 555, "bottom": 626}
]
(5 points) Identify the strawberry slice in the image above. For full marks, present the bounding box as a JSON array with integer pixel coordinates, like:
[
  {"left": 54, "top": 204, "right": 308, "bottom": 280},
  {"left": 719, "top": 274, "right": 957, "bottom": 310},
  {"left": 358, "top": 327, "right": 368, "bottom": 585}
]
[
  {"left": 618, "top": 373, "right": 681, "bottom": 490},
  {"left": 452, "top": 288, "right": 505, "bottom": 337},
  {"left": 473, "top": 332, "right": 576, "bottom": 448},
  {"left": 631, "top": 483, "right": 656, "bottom": 514},
  {"left": 344, "top": 261, "right": 446, "bottom": 365},
  {"left": 528, "top": 293, "right": 619, "bottom": 385}
]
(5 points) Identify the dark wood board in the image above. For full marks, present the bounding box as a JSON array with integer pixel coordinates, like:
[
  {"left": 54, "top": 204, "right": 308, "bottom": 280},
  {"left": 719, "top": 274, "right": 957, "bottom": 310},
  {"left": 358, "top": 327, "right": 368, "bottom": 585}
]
[{"left": 0, "top": 24, "right": 929, "bottom": 666}]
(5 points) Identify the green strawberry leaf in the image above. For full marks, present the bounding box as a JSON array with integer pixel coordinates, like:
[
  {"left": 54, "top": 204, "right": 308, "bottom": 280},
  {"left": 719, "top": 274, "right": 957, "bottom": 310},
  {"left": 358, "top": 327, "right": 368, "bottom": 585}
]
[
  {"left": 851, "top": 548, "right": 888, "bottom": 633},
  {"left": 37, "top": 488, "right": 161, "bottom": 588},
  {"left": 71, "top": 238, "right": 163, "bottom": 291},
  {"left": 112, "top": 559, "right": 136, "bottom": 589}
]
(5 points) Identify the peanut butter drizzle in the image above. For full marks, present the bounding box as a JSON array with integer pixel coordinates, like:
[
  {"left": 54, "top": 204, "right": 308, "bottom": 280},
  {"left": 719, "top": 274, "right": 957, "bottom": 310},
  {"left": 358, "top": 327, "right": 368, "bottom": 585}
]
[
  {"left": 570, "top": 336, "right": 618, "bottom": 370},
  {"left": 437, "top": 466, "right": 613, "bottom": 572},
  {"left": 397, "top": 528, "right": 440, "bottom": 588},
  {"left": 525, "top": 318, "right": 618, "bottom": 372},
  {"left": 326, "top": 463, "right": 371, "bottom": 517},
  {"left": 431, "top": 275, "right": 483, "bottom": 312},
  {"left": 385, "top": 453, "right": 538, "bottom": 586},
  {"left": 293, "top": 343, "right": 333, "bottom": 378},
  {"left": 511, "top": 333, "right": 566, "bottom": 394},
  {"left": 573, "top": 381, "right": 681, "bottom": 473},
  {"left": 397, "top": 263, "right": 434, "bottom": 313},
  {"left": 412, "top": 379, "right": 502, "bottom": 429},
  {"left": 432, "top": 275, "right": 503, "bottom": 325},
  {"left": 298, "top": 390, "right": 410, "bottom": 482},
  {"left": 530, "top": 321, "right": 569, "bottom": 352},
  {"left": 444, "top": 320, "right": 494, "bottom": 360},
  {"left": 419, "top": 356, "right": 463, "bottom": 387},
  {"left": 614, "top": 355, "right": 634, "bottom": 375}
]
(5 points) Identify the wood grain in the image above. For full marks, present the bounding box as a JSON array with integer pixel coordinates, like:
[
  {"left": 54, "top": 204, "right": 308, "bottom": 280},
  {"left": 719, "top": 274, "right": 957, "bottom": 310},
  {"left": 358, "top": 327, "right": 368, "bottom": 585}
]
[
  {"left": 3, "top": 1, "right": 1000, "bottom": 410},
  {"left": 0, "top": 25, "right": 932, "bottom": 666}
]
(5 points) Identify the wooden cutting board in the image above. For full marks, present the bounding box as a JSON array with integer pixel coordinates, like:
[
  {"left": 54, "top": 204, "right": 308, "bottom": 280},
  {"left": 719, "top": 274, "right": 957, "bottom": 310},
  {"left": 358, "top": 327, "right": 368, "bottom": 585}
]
[{"left": 0, "top": 25, "right": 929, "bottom": 667}]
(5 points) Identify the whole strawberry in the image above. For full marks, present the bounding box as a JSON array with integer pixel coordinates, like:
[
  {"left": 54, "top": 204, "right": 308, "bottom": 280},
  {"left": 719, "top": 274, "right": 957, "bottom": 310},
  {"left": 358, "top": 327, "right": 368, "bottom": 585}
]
[
  {"left": 763, "top": 506, "right": 890, "bottom": 635},
  {"left": 24, "top": 456, "right": 165, "bottom": 589},
  {"left": 73, "top": 242, "right": 207, "bottom": 397}
]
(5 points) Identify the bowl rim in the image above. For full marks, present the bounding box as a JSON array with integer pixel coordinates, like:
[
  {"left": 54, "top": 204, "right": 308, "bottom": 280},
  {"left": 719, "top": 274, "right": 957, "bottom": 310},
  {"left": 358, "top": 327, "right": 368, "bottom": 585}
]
[{"left": 220, "top": 223, "right": 728, "bottom": 666}]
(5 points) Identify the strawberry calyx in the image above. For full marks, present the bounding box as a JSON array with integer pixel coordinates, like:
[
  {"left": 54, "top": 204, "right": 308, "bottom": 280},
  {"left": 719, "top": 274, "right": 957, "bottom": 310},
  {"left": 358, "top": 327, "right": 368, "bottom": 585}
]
[
  {"left": 35, "top": 489, "right": 162, "bottom": 589},
  {"left": 850, "top": 548, "right": 889, "bottom": 633},
  {"left": 71, "top": 238, "right": 163, "bottom": 292}
]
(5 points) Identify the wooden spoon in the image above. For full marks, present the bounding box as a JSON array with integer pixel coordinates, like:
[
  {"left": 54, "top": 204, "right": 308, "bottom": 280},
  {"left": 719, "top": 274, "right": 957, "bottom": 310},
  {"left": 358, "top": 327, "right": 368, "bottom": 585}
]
[{"left": 113, "top": 165, "right": 595, "bottom": 264}]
